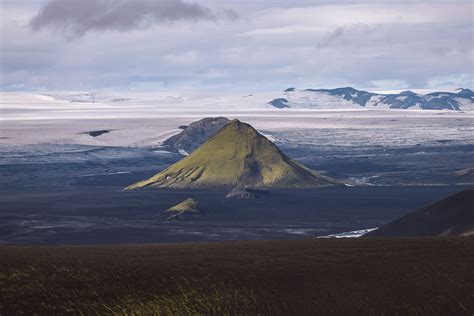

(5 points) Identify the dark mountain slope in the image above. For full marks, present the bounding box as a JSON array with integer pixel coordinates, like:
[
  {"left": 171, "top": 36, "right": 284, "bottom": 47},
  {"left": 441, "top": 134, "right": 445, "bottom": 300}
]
[
  {"left": 162, "top": 117, "right": 230, "bottom": 154},
  {"left": 365, "top": 189, "right": 474, "bottom": 237}
]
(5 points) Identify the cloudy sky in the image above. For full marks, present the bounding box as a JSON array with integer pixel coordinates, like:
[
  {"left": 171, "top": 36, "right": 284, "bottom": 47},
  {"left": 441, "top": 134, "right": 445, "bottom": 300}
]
[{"left": 1, "top": 0, "right": 473, "bottom": 92}]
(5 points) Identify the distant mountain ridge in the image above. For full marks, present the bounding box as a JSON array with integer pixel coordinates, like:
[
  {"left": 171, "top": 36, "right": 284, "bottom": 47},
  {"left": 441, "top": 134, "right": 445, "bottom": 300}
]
[{"left": 269, "top": 87, "right": 474, "bottom": 110}]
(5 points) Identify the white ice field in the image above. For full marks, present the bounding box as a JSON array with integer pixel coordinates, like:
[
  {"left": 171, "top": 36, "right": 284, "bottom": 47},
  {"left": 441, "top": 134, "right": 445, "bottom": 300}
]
[{"left": 1, "top": 91, "right": 473, "bottom": 148}]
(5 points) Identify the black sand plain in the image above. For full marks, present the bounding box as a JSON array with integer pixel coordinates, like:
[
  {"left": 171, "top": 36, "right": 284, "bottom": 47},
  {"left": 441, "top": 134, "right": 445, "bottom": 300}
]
[{"left": 1, "top": 142, "right": 472, "bottom": 244}]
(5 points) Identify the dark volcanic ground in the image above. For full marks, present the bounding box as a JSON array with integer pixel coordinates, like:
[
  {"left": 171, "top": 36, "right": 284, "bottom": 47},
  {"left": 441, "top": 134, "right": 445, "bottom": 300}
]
[{"left": 0, "top": 141, "right": 472, "bottom": 245}]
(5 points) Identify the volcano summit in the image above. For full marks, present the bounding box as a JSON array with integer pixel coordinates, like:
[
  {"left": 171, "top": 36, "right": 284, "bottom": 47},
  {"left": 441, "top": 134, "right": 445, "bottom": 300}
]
[{"left": 127, "top": 120, "right": 339, "bottom": 189}]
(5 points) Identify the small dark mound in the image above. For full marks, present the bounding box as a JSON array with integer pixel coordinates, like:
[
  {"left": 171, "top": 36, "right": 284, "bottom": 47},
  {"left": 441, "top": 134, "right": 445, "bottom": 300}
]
[
  {"left": 81, "top": 130, "right": 110, "bottom": 137},
  {"left": 268, "top": 98, "right": 290, "bottom": 108}
]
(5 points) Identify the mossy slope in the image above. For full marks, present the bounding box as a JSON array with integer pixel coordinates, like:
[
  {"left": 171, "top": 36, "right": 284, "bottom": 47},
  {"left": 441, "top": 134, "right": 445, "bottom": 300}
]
[
  {"left": 127, "top": 120, "right": 340, "bottom": 189},
  {"left": 165, "top": 198, "right": 200, "bottom": 220},
  {"left": 166, "top": 198, "right": 199, "bottom": 213}
]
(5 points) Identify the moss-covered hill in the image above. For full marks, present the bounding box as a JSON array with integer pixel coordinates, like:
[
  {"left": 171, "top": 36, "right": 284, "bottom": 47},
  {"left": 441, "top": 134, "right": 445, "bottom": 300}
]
[
  {"left": 166, "top": 198, "right": 199, "bottom": 213},
  {"left": 165, "top": 198, "right": 201, "bottom": 220},
  {"left": 127, "top": 120, "right": 340, "bottom": 189}
]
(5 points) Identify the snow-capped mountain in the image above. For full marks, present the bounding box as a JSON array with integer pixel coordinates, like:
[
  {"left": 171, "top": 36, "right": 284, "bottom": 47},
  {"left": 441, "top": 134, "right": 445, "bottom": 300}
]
[{"left": 268, "top": 87, "right": 474, "bottom": 110}]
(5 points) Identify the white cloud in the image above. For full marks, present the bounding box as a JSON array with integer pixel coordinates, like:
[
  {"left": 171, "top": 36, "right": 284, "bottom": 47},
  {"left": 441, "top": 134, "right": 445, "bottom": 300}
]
[{"left": 0, "top": 1, "right": 472, "bottom": 92}]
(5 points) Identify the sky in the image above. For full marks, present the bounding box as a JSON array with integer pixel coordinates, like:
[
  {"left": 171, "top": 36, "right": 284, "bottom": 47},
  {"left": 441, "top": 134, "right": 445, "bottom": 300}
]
[{"left": 0, "top": 0, "right": 473, "bottom": 92}]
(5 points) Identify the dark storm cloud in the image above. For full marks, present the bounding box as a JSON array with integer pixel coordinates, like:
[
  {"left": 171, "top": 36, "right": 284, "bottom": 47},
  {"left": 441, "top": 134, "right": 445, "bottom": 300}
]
[
  {"left": 30, "top": 0, "right": 237, "bottom": 37},
  {"left": 317, "top": 26, "right": 347, "bottom": 48}
]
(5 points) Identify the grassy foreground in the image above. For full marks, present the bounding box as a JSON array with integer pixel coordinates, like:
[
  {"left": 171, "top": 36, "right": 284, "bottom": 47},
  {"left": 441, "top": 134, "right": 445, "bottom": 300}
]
[{"left": 1, "top": 238, "right": 473, "bottom": 315}]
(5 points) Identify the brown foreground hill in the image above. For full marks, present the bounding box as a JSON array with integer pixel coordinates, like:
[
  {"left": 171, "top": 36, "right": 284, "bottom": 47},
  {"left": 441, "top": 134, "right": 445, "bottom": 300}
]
[{"left": 1, "top": 237, "right": 473, "bottom": 315}]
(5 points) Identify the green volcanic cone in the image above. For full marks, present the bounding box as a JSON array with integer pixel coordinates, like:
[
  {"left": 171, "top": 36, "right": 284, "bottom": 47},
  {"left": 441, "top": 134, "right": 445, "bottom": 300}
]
[{"left": 126, "top": 120, "right": 340, "bottom": 189}]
